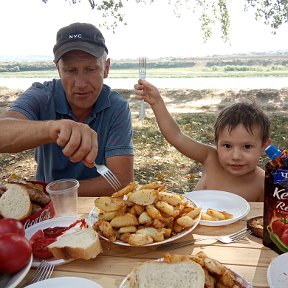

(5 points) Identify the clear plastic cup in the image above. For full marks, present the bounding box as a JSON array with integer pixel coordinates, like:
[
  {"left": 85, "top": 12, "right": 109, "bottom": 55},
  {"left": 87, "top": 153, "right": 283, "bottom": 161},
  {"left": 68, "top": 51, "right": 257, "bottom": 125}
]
[{"left": 46, "top": 179, "right": 79, "bottom": 217}]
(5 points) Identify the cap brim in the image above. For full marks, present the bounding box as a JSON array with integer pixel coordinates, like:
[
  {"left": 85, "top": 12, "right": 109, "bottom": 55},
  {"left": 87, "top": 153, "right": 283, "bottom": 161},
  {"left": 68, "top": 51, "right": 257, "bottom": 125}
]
[{"left": 54, "top": 42, "right": 105, "bottom": 62}]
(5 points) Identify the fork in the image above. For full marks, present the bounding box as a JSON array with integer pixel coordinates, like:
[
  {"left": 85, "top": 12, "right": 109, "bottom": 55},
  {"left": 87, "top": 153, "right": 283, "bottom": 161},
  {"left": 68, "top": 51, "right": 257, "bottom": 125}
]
[
  {"left": 24, "top": 260, "right": 54, "bottom": 286},
  {"left": 94, "top": 163, "right": 121, "bottom": 191},
  {"left": 138, "top": 56, "right": 146, "bottom": 121},
  {"left": 157, "top": 228, "right": 252, "bottom": 251}
]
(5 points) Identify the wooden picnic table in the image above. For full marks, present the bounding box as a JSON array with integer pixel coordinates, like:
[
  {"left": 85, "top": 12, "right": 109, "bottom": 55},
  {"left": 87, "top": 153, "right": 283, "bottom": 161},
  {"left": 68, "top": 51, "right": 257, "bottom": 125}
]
[{"left": 20, "top": 199, "right": 278, "bottom": 288}]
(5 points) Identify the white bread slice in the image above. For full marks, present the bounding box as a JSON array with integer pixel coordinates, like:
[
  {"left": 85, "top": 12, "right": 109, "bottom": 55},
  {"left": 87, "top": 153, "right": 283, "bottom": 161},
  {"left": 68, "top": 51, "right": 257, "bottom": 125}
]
[
  {"left": 126, "top": 260, "right": 205, "bottom": 288},
  {"left": 0, "top": 183, "right": 32, "bottom": 220},
  {"left": 48, "top": 227, "right": 103, "bottom": 260}
]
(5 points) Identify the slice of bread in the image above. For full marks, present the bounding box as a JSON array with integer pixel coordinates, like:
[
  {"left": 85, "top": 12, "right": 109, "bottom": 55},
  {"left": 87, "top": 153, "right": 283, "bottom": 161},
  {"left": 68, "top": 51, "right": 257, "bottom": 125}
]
[
  {"left": 125, "top": 260, "right": 205, "bottom": 288},
  {"left": 0, "top": 183, "right": 32, "bottom": 220},
  {"left": 48, "top": 227, "right": 103, "bottom": 260}
]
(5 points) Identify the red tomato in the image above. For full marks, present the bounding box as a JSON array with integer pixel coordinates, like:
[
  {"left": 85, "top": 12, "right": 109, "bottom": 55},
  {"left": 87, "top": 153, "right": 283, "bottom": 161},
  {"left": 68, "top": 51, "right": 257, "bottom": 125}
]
[
  {"left": 271, "top": 219, "right": 285, "bottom": 236},
  {"left": 0, "top": 218, "right": 25, "bottom": 236},
  {"left": 32, "top": 238, "right": 55, "bottom": 259},
  {"left": 0, "top": 233, "right": 32, "bottom": 274},
  {"left": 281, "top": 229, "right": 288, "bottom": 245}
]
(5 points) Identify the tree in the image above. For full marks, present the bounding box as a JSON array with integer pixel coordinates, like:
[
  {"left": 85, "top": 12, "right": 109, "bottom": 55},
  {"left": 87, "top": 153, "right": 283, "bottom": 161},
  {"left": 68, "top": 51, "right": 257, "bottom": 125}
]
[{"left": 42, "top": 0, "right": 288, "bottom": 41}]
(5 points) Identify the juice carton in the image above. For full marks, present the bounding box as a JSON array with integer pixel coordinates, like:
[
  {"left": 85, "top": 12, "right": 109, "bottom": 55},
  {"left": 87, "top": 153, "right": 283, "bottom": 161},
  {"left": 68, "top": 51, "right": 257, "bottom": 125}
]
[{"left": 263, "top": 145, "right": 288, "bottom": 254}]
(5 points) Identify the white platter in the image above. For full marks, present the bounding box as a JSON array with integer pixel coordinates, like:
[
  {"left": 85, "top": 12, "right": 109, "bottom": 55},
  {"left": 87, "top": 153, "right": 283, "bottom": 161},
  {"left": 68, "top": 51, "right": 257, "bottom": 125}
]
[
  {"left": 0, "top": 254, "right": 33, "bottom": 288},
  {"left": 25, "top": 216, "right": 79, "bottom": 267},
  {"left": 267, "top": 253, "right": 288, "bottom": 288},
  {"left": 87, "top": 197, "right": 200, "bottom": 247},
  {"left": 25, "top": 276, "right": 103, "bottom": 288},
  {"left": 184, "top": 190, "right": 250, "bottom": 226},
  {"left": 119, "top": 258, "right": 252, "bottom": 288}
]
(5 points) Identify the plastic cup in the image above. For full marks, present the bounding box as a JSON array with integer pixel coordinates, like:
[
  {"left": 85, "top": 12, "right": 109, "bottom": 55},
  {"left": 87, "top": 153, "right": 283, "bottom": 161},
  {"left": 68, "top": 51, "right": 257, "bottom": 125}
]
[{"left": 46, "top": 179, "right": 79, "bottom": 217}]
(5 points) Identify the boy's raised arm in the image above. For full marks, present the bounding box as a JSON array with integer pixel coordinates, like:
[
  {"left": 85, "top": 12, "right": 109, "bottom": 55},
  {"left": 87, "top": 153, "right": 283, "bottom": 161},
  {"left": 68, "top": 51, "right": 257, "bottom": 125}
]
[{"left": 134, "top": 80, "right": 212, "bottom": 164}]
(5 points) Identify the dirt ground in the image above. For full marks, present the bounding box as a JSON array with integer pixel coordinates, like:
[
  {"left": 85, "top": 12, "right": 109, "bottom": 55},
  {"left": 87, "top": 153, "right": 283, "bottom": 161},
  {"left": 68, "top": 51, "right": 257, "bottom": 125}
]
[{"left": 0, "top": 86, "right": 287, "bottom": 188}]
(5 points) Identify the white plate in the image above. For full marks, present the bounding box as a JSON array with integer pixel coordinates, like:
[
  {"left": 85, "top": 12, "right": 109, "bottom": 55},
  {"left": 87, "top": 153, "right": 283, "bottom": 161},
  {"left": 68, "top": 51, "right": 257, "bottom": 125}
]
[
  {"left": 87, "top": 197, "right": 200, "bottom": 247},
  {"left": 119, "top": 258, "right": 252, "bottom": 288},
  {"left": 25, "top": 216, "right": 79, "bottom": 267},
  {"left": 267, "top": 253, "right": 288, "bottom": 288},
  {"left": 184, "top": 190, "right": 250, "bottom": 226},
  {"left": 25, "top": 276, "right": 103, "bottom": 288},
  {"left": 0, "top": 255, "right": 33, "bottom": 288}
]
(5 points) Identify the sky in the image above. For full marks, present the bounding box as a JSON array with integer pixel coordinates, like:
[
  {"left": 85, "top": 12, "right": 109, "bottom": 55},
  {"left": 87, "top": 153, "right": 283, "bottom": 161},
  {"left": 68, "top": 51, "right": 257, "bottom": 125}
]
[{"left": 0, "top": 0, "right": 288, "bottom": 60}]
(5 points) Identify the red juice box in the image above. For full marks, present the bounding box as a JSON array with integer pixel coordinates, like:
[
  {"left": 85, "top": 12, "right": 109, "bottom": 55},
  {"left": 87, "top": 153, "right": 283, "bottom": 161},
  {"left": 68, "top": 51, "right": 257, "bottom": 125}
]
[{"left": 263, "top": 145, "right": 288, "bottom": 254}]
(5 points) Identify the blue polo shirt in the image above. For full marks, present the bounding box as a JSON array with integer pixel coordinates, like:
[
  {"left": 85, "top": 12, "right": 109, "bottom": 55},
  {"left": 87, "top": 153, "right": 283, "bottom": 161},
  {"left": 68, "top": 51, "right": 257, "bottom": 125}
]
[{"left": 9, "top": 79, "right": 133, "bottom": 183}]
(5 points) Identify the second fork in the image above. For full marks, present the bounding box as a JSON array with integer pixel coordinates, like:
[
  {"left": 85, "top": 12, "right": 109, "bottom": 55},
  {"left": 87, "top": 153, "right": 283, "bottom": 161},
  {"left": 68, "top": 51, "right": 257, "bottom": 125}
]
[{"left": 139, "top": 56, "right": 146, "bottom": 121}]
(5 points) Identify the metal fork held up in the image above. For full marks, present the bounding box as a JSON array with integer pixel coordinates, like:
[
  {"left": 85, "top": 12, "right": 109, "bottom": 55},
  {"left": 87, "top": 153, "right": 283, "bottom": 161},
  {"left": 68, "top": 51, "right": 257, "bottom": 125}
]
[
  {"left": 139, "top": 56, "right": 146, "bottom": 121},
  {"left": 94, "top": 163, "right": 121, "bottom": 191},
  {"left": 24, "top": 260, "right": 54, "bottom": 286},
  {"left": 157, "top": 228, "right": 252, "bottom": 251}
]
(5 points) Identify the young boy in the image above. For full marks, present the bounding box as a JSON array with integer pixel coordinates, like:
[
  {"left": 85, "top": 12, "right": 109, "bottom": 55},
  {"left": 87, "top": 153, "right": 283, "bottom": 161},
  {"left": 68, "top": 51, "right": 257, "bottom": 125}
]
[{"left": 134, "top": 80, "right": 272, "bottom": 201}]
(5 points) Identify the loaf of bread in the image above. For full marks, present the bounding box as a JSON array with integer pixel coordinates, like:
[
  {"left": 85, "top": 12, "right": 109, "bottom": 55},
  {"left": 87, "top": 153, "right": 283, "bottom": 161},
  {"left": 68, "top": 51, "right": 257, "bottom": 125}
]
[
  {"left": 125, "top": 260, "right": 205, "bottom": 288},
  {"left": 48, "top": 227, "right": 103, "bottom": 260},
  {"left": 0, "top": 183, "right": 32, "bottom": 220}
]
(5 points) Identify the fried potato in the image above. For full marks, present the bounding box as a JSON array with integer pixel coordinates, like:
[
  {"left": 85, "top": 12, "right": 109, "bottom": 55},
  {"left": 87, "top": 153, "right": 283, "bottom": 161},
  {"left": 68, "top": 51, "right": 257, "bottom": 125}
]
[
  {"left": 136, "top": 227, "right": 164, "bottom": 242},
  {"left": 221, "top": 211, "right": 234, "bottom": 220},
  {"left": 98, "top": 209, "right": 125, "bottom": 221},
  {"left": 158, "top": 191, "right": 186, "bottom": 206},
  {"left": 140, "top": 182, "right": 164, "bottom": 191},
  {"left": 155, "top": 201, "right": 180, "bottom": 217},
  {"left": 110, "top": 213, "right": 139, "bottom": 228},
  {"left": 146, "top": 204, "right": 164, "bottom": 220},
  {"left": 112, "top": 182, "right": 137, "bottom": 197},
  {"left": 162, "top": 228, "right": 172, "bottom": 238},
  {"left": 128, "top": 233, "right": 154, "bottom": 246},
  {"left": 219, "top": 269, "right": 237, "bottom": 287},
  {"left": 94, "top": 196, "right": 126, "bottom": 212},
  {"left": 204, "top": 257, "right": 225, "bottom": 276},
  {"left": 128, "top": 189, "right": 158, "bottom": 206},
  {"left": 138, "top": 211, "right": 152, "bottom": 225},
  {"left": 176, "top": 215, "right": 195, "bottom": 228},
  {"left": 93, "top": 220, "right": 116, "bottom": 242},
  {"left": 119, "top": 232, "right": 131, "bottom": 243},
  {"left": 201, "top": 212, "right": 214, "bottom": 221},
  {"left": 118, "top": 226, "right": 137, "bottom": 234},
  {"left": 207, "top": 208, "right": 226, "bottom": 220},
  {"left": 129, "top": 204, "right": 145, "bottom": 216},
  {"left": 185, "top": 207, "right": 202, "bottom": 219}
]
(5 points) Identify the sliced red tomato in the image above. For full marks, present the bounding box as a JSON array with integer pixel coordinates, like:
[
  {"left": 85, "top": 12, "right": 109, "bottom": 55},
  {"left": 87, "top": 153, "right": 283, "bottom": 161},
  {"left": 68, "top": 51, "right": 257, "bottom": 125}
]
[
  {"left": 43, "top": 226, "right": 67, "bottom": 238},
  {"left": 29, "top": 230, "right": 45, "bottom": 245},
  {"left": 32, "top": 238, "right": 55, "bottom": 259}
]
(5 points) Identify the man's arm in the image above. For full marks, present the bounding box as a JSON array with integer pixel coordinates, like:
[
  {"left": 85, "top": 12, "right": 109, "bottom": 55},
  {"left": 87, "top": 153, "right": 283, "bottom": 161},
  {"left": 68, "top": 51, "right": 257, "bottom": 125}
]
[
  {"left": 0, "top": 111, "right": 98, "bottom": 167},
  {"left": 78, "top": 155, "right": 134, "bottom": 196}
]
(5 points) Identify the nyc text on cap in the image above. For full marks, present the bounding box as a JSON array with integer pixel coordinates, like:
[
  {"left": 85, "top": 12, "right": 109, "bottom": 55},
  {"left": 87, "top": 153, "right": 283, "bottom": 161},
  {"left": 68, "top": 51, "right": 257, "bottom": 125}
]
[{"left": 53, "top": 22, "right": 108, "bottom": 62}]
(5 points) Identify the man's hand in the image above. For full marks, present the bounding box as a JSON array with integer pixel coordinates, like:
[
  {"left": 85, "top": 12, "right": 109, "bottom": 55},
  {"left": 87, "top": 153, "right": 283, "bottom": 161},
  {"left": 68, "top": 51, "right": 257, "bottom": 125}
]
[{"left": 49, "top": 119, "right": 98, "bottom": 167}]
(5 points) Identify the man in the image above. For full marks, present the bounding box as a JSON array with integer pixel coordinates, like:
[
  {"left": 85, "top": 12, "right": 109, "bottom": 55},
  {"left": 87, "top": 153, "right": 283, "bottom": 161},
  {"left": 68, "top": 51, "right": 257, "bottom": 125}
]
[{"left": 0, "top": 22, "right": 134, "bottom": 196}]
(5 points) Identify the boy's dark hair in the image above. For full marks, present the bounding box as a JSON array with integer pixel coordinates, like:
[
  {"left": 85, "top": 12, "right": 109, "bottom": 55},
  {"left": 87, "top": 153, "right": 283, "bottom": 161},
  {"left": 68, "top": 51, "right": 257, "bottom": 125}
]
[{"left": 214, "top": 102, "right": 270, "bottom": 143}]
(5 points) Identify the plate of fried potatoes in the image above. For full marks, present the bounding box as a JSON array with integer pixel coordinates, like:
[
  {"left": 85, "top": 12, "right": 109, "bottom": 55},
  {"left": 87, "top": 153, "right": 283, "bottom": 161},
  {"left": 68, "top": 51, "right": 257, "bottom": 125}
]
[
  {"left": 120, "top": 252, "right": 252, "bottom": 288},
  {"left": 184, "top": 190, "right": 250, "bottom": 226},
  {"left": 88, "top": 182, "right": 201, "bottom": 247}
]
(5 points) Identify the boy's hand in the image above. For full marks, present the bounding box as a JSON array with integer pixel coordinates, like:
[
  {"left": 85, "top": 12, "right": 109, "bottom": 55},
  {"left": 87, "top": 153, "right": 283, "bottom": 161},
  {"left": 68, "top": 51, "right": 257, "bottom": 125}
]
[{"left": 134, "top": 79, "right": 163, "bottom": 106}]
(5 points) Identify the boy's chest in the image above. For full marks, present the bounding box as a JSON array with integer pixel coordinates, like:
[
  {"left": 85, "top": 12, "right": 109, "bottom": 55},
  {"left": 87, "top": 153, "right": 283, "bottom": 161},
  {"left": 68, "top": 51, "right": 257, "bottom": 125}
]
[{"left": 197, "top": 169, "right": 263, "bottom": 202}]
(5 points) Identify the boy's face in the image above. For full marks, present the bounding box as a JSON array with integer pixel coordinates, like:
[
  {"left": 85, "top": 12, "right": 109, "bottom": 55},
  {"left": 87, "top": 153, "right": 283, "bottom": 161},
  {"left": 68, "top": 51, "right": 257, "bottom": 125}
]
[{"left": 216, "top": 124, "right": 267, "bottom": 176}]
